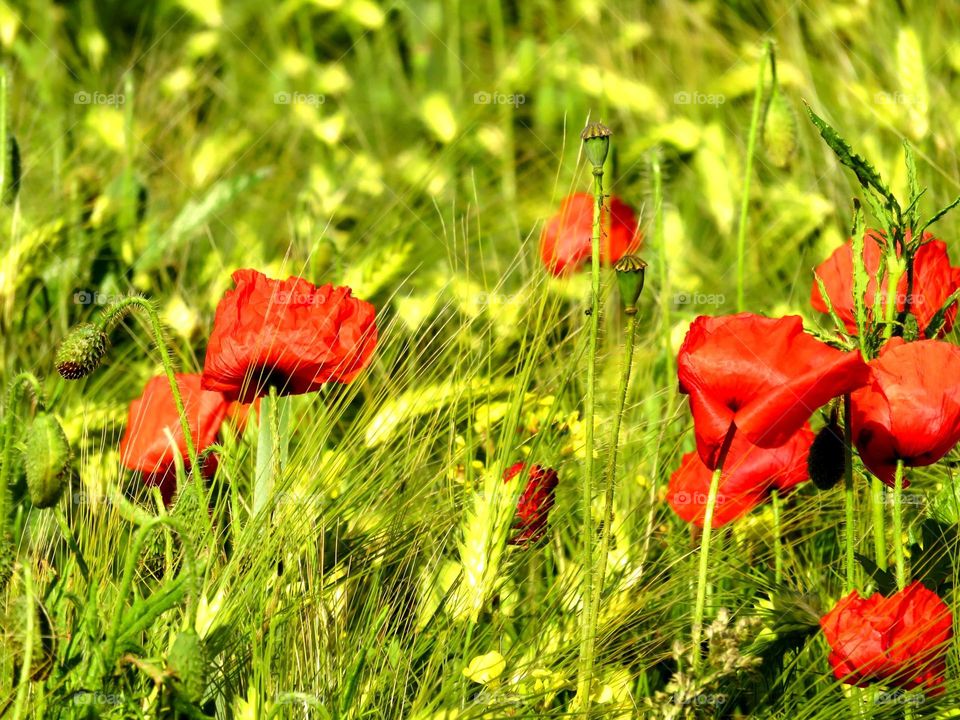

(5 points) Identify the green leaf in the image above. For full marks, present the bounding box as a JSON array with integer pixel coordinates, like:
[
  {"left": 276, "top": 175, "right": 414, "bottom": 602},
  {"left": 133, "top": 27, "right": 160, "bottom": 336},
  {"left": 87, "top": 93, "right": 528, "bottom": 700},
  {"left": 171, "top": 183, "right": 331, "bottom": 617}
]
[
  {"left": 804, "top": 105, "right": 898, "bottom": 213},
  {"left": 922, "top": 288, "right": 960, "bottom": 338},
  {"left": 853, "top": 552, "right": 897, "bottom": 595},
  {"left": 909, "top": 519, "right": 957, "bottom": 592},
  {"left": 904, "top": 141, "right": 921, "bottom": 230},
  {"left": 920, "top": 195, "right": 960, "bottom": 236}
]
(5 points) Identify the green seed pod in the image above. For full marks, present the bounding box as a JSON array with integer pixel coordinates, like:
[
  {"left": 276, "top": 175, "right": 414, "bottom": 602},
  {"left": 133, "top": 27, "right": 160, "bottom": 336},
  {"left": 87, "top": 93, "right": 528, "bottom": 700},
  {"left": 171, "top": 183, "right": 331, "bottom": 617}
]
[
  {"left": 55, "top": 322, "right": 108, "bottom": 379},
  {"left": 4, "top": 133, "right": 20, "bottom": 205},
  {"left": 6, "top": 595, "right": 56, "bottom": 681},
  {"left": 762, "top": 87, "right": 798, "bottom": 169},
  {"left": 808, "top": 420, "right": 845, "bottom": 491},
  {"left": 580, "top": 121, "right": 612, "bottom": 168},
  {"left": 614, "top": 254, "right": 648, "bottom": 314},
  {"left": 168, "top": 629, "right": 207, "bottom": 703},
  {"left": 24, "top": 413, "right": 71, "bottom": 508}
]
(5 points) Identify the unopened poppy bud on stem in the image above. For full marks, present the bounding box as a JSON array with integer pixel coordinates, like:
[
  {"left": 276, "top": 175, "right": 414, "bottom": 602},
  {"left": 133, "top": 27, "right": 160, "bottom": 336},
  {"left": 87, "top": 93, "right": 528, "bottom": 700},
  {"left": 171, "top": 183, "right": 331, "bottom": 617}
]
[
  {"left": 580, "top": 121, "right": 611, "bottom": 169},
  {"left": 614, "top": 255, "right": 647, "bottom": 314},
  {"left": 55, "top": 321, "right": 108, "bottom": 379},
  {"left": 24, "top": 412, "right": 71, "bottom": 508}
]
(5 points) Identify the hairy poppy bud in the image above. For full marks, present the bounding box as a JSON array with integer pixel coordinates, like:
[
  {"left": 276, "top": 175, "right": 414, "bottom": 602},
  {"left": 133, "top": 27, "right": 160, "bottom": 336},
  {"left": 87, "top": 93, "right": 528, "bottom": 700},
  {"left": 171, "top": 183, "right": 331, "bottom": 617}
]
[
  {"left": 762, "top": 88, "right": 797, "bottom": 168},
  {"left": 807, "top": 419, "right": 845, "bottom": 491},
  {"left": 168, "top": 629, "right": 207, "bottom": 703},
  {"left": 55, "top": 322, "right": 108, "bottom": 379},
  {"left": 6, "top": 595, "right": 55, "bottom": 681},
  {"left": 580, "top": 121, "right": 611, "bottom": 168},
  {"left": 614, "top": 254, "right": 648, "bottom": 314},
  {"left": 24, "top": 412, "right": 71, "bottom": 508}
]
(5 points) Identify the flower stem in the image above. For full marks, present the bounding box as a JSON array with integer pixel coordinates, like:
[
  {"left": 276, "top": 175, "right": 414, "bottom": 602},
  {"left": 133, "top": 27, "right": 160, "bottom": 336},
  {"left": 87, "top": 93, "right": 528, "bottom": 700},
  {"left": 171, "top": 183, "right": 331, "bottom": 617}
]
[
  {"left": 771, "top": 489, "right": 782, "bottom": 584},
  {"left": 893, "top": 459, "right": 906, "bottom": 589},
  {"left": 843, "top": 394, "right": 856, "bottom": 591},
  {"left": 100, "top": 296, "right": 199, "bottom": 473},
  {"left": 12, "top": 564, "right": 34, "bottom": 720},
  {"left": 651, "top": 153, "right": 673, "bottom": 403},
  {"left": 735, "top": 41, "right": 769, "bottom": 312},
  {"left": 871, "top": 476, "right": 888, "bottom": 572},
  {"left": 588, "top": 312, "right": 639, "bottom": 655},
  {"left": 576, "top": 164, "right": 604, "bottom": 707},
  {"left": 691, "top": 424, "right": 736, "bottom": 672}
]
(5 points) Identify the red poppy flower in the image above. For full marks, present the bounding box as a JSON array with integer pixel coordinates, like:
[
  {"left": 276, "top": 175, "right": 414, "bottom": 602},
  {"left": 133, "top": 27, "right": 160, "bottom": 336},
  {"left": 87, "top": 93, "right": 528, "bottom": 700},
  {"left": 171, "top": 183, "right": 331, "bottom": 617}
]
[
  {"left": 677, "top": 313, "right": 869, "bottom": 469},
  {"left": 201, "top": 269, "right": 377, "bottom": 403},
  {"left": 503, "top": 462, "right": 559, "bottom": 546},
  {"left": 668, "top": 423, "right": 814, "bottom": 527},
  {"left": 539, "top": 192, "right": 641, "bottom": 275},
  {"left": 850, "top": 337, "right": 960, "bottom": 486},
  {"left": 811, "top": 230, "right": 960, "bottom": 337},
  {"left": 820, "top": 582, "right": 952, "bottom": 694},
  {"left": 119, "top": 374, "right": 230, "bottom": 502}
]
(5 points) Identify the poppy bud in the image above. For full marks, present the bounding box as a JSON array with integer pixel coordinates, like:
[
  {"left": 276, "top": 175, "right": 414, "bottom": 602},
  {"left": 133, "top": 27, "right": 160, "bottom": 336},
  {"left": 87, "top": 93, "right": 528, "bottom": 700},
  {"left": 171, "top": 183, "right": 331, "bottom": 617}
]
[
  {"left": 24, "top": 412, "right": 71, "bottom": 508},
  {"left": 580, "top": 121, "right": 611, "bottom": 168},
  {"left": 5, "top": 595, "right": 55, "bottom": 681},
  {"left": 807, "top": 420, "right": 845, "bottom": 490},
  {"left": 55, "top": 322, "right": 108, "bottom": 379},
  {"left": 614, "top": 254, "right": 648, "bottom": 314},
  {"left": 168, "top": 629, "right": 208, "bottom": 703},
  {"left": 762, "top": 88, "right": 797, "bottom": 168}
]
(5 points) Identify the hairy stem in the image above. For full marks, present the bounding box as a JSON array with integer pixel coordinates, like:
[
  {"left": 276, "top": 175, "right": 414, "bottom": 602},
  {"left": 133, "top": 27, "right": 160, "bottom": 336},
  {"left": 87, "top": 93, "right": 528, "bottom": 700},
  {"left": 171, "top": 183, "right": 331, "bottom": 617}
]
[
  {"left": 843, "top": 394, "right": 856, "bottom": 591},
  {"left": 691, "top": 424, "right": 736, "bottom": 672},
  {"left": 735, "top": 41, "right": 769, "bottom": 311},
  {"left": 893, "top": 459, "right": 906, "bottom": 589},
  {"left": 576, "top": 165, "right": 604, "bottom": 707},
  {"left": 588, "top": 312, "right": 639, "bottom": 652},
  {"left": 872, "top": 476, "right": 888, "bottom": 572}
]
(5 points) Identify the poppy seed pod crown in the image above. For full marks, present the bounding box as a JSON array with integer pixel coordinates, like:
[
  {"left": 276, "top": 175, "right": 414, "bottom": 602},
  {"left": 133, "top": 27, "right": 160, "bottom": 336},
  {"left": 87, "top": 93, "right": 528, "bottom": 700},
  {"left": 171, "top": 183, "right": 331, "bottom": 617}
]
[
  {"left": 55, "top": 322, "right": 108, "bottom": 379},
  {"left": 614, "top": 254, "right": 648, "bottom": 313},
  {"left": 580, "top": 121, "right": 611, "bottom": 168}
]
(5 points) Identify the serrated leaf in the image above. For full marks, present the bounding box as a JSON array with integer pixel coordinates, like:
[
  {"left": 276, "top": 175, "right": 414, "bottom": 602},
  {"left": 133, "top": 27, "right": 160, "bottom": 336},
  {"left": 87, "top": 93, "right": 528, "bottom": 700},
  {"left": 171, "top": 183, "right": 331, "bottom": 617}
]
[
  {"left": 853, "top": 552, "right": 898, "bottom": 595},
  {"left": 805, "top": 105, "right": 898, "bottom": 213},
  {"left": 903, "top": 142, "right": 921, "bottom": 230},
  {"left": 920, "top": 195, "right": 960, "bottom": 235}
]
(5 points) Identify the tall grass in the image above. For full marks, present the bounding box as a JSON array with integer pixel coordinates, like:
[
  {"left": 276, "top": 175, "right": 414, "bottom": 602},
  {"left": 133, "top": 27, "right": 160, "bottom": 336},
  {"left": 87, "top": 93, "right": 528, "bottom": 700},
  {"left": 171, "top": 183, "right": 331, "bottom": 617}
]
[{"left": 2, "top": 0, "right": 960, "bottom": 717}]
